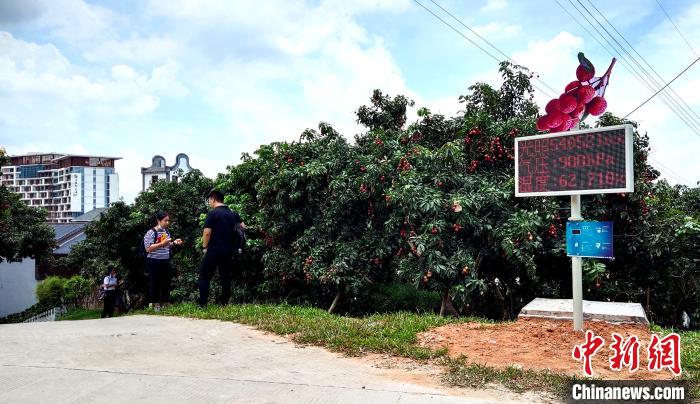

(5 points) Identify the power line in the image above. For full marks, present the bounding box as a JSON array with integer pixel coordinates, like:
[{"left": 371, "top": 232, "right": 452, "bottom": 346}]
[
  {"left": 649, "top": 156, "right": 692, "bottom": 184},
  {"left": 555, "top": 0, "right": 695, "bottom": 185},
  {"left": 411, "top": 0, "right": 559, "bottom": 99},
  {"left": 427, "top": 0, "right": 560, "bottom": 96},
  {"left": 576, "top": 0, "right": 700, "bottom": 135},
  {"left": 584, "top": 0, "right": 700, "bottom": 134},
  {"left": 655, "top": 0, "right": 698, "bottom": 58},
  {"left": 623, "top": 57, "right": 700, "bottom": 118},
  {"left": 561, "top": 0, "right": 700, "bottom": 137}
]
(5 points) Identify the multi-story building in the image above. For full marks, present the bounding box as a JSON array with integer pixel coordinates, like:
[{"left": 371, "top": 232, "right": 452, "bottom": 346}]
[
  {"left": 141, "top": 153, "right": 194, "bottom": 191},
  {"left": 0, "top": 153, "right": 120, "bottom": 223}
]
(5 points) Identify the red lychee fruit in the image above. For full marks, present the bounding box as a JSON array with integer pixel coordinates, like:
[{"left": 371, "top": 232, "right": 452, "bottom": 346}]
[
  {"left": 558, "top": 94, "right": 578, "bottom": 113},
  {"left": 572, "top": 103, "right": 586, "bottom": 117},
  {"left": 536, "top": 115, "right": 550, "bottom": 131},
  {"left": 576, "top": 64, "right": 595, "bottom": 82},
  {"left": 576, "top": 85, "right": 596, "bottom": 104},
  {"left": 565, "top": 80, "right": 582, "bottom": 93},
  {"left": 547, "top": 112, "right": 566, "bottom": 129},
  {"left": 545, "top": 99, "right": 561, "bottom": 114},
  {"left": 587, "top": 96, "right": 607, "bottom": 116}
]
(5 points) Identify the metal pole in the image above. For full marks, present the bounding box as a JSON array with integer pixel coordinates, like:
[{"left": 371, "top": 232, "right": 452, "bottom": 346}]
[{"left": 570, "top": 194, "right": 583, "bottom": 331}]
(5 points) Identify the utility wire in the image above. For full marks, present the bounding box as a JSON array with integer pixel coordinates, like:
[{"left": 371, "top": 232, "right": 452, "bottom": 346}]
[
  {"left": 654, "top": 0, "right": 698, "bottom": 58},
  {"left": 649, "top": 156, "right": 692, "bottom": 184},
  {"left": 555, "top": 0, "right": 695, "bottom": 184},
  {"left": 623, "top": 57, "right": 700, "bottom": 118},
  {"left": 411, "top": 0, "right": 559, "bottom": 99},
  {"left": 585, "top": 0, "right": 700, "bottom": 133},
  {"left": 575, "top": 0, "right": 700, "bottom": 134},
  {"left": 427, "top": 0, "right": 560, "bottom": 96},
  {"left": 561, "top": 0, "right": 700, "bottom": 137}
]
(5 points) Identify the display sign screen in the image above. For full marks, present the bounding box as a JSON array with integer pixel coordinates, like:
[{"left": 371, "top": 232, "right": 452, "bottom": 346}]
[
  {"left": 515, "top": 124, "right": 634, "bottom": 196},
  {"left": 566, "top": 221, "right": 613, "bottom": 259}
]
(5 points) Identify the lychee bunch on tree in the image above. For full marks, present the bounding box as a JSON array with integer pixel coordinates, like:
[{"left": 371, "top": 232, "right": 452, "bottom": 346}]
[{"left": 537, "top": 53, "right": 617, "bottom": 132}]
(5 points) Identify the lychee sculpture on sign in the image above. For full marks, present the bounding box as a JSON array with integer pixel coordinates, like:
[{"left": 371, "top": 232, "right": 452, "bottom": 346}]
[{"left": 536, "top": 53, "right": 617, "bottom": 132}]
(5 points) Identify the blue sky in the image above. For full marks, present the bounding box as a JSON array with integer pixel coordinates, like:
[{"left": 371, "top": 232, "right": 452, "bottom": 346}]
[{"left": 1, "top": 0, "right": 698, "bottom": 202}]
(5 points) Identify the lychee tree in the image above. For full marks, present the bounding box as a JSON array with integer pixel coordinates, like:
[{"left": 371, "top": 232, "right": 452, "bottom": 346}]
[{"left": 382, "top": 62, "right": 562, "bottom": 317}]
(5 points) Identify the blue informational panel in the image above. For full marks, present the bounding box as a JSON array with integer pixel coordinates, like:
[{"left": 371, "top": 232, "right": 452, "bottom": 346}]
[{"left": 566, "top": 221, "right": 613, "bottom": 259}]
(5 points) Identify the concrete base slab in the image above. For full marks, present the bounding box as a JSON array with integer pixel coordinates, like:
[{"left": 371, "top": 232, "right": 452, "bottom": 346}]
[{"left": 518, "top": 298, "right": 649, "bottom": 325}]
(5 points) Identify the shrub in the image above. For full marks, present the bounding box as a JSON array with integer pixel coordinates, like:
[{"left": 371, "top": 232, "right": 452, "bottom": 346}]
[
  {"left": 36, "top": 276, "right": 66, "bottom": 307},
  {"left": 361, "top": 282, "right": 440, "bottom": 314},
  {"left": 63, "top": 276, "right": 93, "bottom": 307}
]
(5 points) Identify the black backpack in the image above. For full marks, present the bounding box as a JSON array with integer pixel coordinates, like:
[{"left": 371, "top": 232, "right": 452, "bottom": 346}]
[{"left": 233, "top": 222, "right": 246, "bottom": 254}]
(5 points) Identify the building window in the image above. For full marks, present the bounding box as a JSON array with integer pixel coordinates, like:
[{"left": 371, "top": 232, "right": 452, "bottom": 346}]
[{"left": 151, "top": 175, "right": 158, "bottom": 185}]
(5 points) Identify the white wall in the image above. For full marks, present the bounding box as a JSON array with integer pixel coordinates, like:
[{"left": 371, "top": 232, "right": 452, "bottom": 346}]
[
  {"left": 70, "top": 173, "right": 82, "bottom": 212},
  {"left": 144, "top": 173, "right": 168, "bottom": 191},
  {"left": 0, "top": 259, "right": 37, "bottom": 317},
  {"left": 109, "top": 173, "right": 119, "bottom": 203}
]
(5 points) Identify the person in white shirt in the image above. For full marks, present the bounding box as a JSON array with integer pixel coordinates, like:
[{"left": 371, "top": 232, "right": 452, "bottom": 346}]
[{"left": 101, "top": 268, "right": 119, "bottom": 318}]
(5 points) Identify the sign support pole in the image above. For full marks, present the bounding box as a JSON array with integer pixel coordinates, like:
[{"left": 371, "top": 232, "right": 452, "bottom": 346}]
[{"left": 570, "top": 194, "right": 583, "bottom": 331}]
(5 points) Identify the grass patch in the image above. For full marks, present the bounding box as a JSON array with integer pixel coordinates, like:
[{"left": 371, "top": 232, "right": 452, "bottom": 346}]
[
  {"left": 59, "top": 308, "right": 103, "bottom": 321},
  {"left": 647, "top": 325, "right": 699, "bottom": 398},
  {"left": 678, "top": 329, "right": 699, "bottom": 397},
  {"left": 154, "top": 302, "right": 487, "bottom": 360},
  {"left": 441, "top": 356, "right": 579, "bottom": 399}
]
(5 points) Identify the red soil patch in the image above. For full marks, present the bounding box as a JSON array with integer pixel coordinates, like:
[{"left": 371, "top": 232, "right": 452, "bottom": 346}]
[{"left": 418, "top": 318, "right": 676, "bottom": 380}]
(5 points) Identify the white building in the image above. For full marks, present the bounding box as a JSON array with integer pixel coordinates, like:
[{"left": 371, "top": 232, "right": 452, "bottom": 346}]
[
  {"left": 0, "top": 258, "right": 37, "bottom": 317},
  {"left": 1, "top": 153, "right": 120, "bottom": 223},
  {"left": 0, "top": 209, "right": 105, "bottom": 317},
  {"left": 141, "top": 153, "right": 194, "bottom": 191}
]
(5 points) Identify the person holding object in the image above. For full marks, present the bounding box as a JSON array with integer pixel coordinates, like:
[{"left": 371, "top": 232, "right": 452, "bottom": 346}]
[
  {"left": 198, "top": 189, "right": 245, "bottom": 307},
  {"left": 143, "top": 211, "right": 182, "bottom": 311},
  {"left": 101, "top": 267, "right": 119, "bottom": 318}
]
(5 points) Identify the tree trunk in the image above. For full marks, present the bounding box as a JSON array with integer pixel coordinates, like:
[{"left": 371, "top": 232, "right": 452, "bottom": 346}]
[
  {"left": 439, "top": 289, "right": 458, "bottom": 317},
  {"left": 493, "top": 282, "right": 509, "bottom": 320},
  {"left": 328, "top": 291, "right": 342, "bottom": 314}
]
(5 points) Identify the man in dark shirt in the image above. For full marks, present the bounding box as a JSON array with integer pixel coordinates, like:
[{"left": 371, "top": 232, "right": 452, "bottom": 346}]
[{"left": 198, "top": 189, "right": 245, "bottom": 307}]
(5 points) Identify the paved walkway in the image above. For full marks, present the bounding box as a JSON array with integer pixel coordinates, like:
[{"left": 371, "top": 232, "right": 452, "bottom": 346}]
[{"left": 0, "top": 316, "right": 548, "bottom": 403}]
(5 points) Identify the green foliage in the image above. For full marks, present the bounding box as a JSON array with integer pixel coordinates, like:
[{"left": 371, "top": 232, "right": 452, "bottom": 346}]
[
  {"left": 0, "top": 185, "right": 54, "bottom": 263},
  {"left": 63, "top": 276, "right": 93, "bottom": 307},
  {"left": 59, "top": 308, "right": 103, "bottom": 321},
  {"left": 55, "top": 62, "right": 700, "bottom": 327},
  {"left": 0, "top": 301, "right": 53, "bottom": 323},
  {"left": 0, "top": 147, "right": 8, "bottom": 166},
  {"left": 360, "top": 282, "right": 440, "bottom": 314},
  {"left": 36, "top": 276, "right": 67, "bottom": 307}
]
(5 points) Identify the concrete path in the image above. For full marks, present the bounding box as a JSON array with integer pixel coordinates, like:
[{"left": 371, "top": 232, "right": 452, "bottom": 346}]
[{"left": 0, "top": 316, "right": 549, "bottom": 403}]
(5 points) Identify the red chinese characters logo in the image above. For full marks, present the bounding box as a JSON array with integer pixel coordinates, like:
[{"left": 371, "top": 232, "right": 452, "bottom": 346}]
[
  {"left": 572, "top": 330, "right": 605, "bottom": 376},
  {"left": 572, "top": 331, "right": 682, "bottom": 376},
  {"left": 609, "top": 333, "right": 640, "bottom": 372},
  {"left": 648, "top": 333, "right": 682, "bottom": 376}
]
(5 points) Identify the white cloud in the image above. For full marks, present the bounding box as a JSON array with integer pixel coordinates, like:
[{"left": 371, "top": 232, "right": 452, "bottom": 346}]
[
  {"left": 83, "top": 36, "right": 181, "bottom": 64},
  {"left": 0, "top": 32, "right": 189, "bottom": 123},
  {"left": 509, "top": 31, "right": 585, "bottom": 109},
  {"left": 34, "top": 0, "right": 114, "bottom": 43},
  {"left": 473, "top": 22, "right": 522, "bottom": 41},
  {"left": 4, "top": 0, "right": 697, "bottom": 199},
  {"left": 481, "top": 0, "right": 507, "bottom": 12}
]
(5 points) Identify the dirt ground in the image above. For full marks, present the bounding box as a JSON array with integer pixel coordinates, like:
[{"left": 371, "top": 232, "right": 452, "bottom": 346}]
[{"left": 418, "top": 317, "right": 676, "bottom": 380}]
